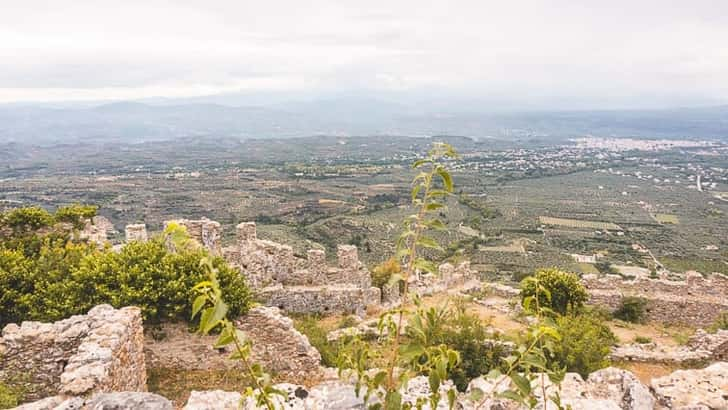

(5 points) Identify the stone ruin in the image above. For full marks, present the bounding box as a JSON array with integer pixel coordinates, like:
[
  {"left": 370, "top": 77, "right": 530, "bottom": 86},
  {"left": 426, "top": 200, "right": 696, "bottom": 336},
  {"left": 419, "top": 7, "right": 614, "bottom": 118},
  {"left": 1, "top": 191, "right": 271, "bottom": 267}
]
[
  {"left": 582, "top": 271, "right": 728, "bottom": 327},
  {"left": 223, "top": 222, "right": 380, "bottom": 316},
  {"left": 408, "top": 261, "right": 480, "bottom": 297},
  {"left": 234, "top": 307, "right": 323, "bottom": 380},
  {"left": 78, "top": 216, "right": 116, "bottom": 246},
  {"left": 612, "top": 329, "right": 728, "bottom": 365},
  {"left": 164, "top": 218, "right": 222, "bottom": 255},
  {"left": 124, "top": 223, "right": 148, "bottom": 243},
  {"left": 4, "top": 302, "right": 728, "bottom": 409},
  {"left": 0, "top": 305, "right": 145, "bottom": 403}
]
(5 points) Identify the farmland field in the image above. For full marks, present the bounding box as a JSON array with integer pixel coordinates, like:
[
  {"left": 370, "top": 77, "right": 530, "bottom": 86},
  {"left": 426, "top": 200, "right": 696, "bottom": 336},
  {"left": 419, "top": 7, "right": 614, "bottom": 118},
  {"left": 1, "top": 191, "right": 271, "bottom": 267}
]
[
  {"left": 539, "top": 216, "right": 622, "bottom": 231},
  {"left": 654, "top": 213, "right": 680, "bottom": 224}
]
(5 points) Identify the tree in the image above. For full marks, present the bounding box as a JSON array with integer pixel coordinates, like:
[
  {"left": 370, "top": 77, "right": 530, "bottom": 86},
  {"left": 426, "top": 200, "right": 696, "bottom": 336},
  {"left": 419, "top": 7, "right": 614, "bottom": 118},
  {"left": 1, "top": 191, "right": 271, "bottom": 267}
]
[{"left": 520, "top": 268, "right": 588, "bottom": 315}]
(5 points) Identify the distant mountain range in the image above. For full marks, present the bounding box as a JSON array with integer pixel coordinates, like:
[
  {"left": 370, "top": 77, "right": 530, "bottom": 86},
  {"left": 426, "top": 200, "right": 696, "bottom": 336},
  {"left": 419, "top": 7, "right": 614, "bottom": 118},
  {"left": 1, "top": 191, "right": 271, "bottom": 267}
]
[{"left": 1, "top": 97, "right": 727, "bottom": 144}]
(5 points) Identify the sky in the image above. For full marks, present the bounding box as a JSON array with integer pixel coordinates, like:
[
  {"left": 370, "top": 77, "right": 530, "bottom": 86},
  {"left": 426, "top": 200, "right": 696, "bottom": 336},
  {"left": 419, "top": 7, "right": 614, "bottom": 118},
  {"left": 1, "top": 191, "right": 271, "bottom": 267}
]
[{"left": 1, "top": 0, "right": 728, "bottom": 108}]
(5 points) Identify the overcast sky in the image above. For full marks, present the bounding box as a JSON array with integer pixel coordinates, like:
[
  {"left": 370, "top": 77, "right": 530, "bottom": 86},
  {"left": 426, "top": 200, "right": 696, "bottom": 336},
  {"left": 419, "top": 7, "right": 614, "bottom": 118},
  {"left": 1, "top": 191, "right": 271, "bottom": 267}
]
[{"left": 1, "top": 0, "right": 727, "bottom": 108}]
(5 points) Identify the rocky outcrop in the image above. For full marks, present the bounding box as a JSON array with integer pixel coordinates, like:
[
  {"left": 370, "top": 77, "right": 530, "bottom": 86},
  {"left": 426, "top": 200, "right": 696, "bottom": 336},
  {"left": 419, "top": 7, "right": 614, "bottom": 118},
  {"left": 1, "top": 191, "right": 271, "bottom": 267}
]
[
  {"left": 465, "top": 367, "right": 655, "bottom": 410},
  {"left": 651, "top": 362, "right": 728, "bottom": 409},
  {"left": 14, "top": 392, "right": 173, "bottom": 410},
  {"left": 0, "top": 305, "right": 146, "bottom": 403}
]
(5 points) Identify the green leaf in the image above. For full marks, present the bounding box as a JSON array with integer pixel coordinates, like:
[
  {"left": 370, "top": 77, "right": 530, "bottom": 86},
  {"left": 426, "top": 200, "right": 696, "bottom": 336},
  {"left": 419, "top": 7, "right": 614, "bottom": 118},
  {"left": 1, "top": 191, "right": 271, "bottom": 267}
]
[
  {"left": 447, "top": 388, "right": 457, "bottom": 410},
  {"left": 416, "top": 236, "right": 442, "bottom": 250},
  {"left": 510, "top": 374, "right": 531, "bottom": 395},
  {"left": 425, "top": 203, "right": 444, "bottom": 211},
  {"left": 436, "top": 168, "right": 454, "bottom": 192},
  {"left": 497, "top": 389, "right": 525, "bottom": 404},
  {"left": 424, "top": 219, "right": 446, "bottom": 231},
  {"left": 412, "top": 159, "right": 431, "bottom": 169},
  {"left": 411, "top": 185, "right": 423, "bottom": 202},
  {"left": 385, "top": 391, "right": 402, "bottom": 410},
  {"left": 214, "top": 326, "right": 233, "bottom": 348},
  {"left": 202, "top": 300, "right": 229, "bottom": 334},
  {"left": 191, "top": 295, "right": 207, "bottom": 319},
  {"left": 413, "top": 258, "right": 437, "bottom": 274}
]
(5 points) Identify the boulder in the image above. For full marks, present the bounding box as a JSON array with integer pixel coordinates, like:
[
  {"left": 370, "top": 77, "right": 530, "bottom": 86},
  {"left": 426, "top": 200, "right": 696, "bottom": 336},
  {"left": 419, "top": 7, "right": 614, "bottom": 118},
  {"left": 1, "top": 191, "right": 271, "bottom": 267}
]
[{"left": 651, "top": 362, "right": 728, "bottom": 409}]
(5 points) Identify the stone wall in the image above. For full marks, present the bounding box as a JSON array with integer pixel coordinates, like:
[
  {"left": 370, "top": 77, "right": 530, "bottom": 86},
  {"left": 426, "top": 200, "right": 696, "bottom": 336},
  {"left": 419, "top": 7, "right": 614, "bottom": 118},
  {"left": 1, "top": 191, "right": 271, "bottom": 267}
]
[
  {"left": 258, "top": 285, "right": 381, "bottom": 316},
  {"left": 234, "top": 306, "right": 323, "bottom": 380},
  {"left": 408, "top": 261, "right": 478, "bottom": 297},
  {"left": 124, "top": 224, "right": 148, "bottom": 243},
  {"left": 224, "top": 222, "right": 380, "bottom": 315},
  {"left": 0, "top": 305, "right": 146, "bottom": 403},
  {"left": 582, "top": 272, "right": 728, "bottom": 327},
  {"left": 164, "top": 218, "right": 222, "bottom": 254},
  {"left": 612, "top": 329, "right": 728, "bottom": 364}
]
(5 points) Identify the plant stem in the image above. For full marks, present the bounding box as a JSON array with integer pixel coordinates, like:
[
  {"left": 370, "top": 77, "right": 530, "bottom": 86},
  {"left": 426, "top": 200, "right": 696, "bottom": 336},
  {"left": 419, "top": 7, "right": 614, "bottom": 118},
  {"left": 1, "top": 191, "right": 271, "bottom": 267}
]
[{"left": 386, "top": 171, "right": 433, "bottom": 390}]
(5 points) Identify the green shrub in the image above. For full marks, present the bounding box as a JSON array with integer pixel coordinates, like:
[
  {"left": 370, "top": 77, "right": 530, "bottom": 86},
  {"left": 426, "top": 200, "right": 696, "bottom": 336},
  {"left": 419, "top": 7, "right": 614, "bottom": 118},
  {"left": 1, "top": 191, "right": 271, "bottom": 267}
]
[
  {"left": 710, "top": 311, "right": 728, "bottom": 332},
  {"left": 1, "top": 207, "right": 54, "bottom": 232},
  {"left": 55, "top": 204, "right": 98, "bottom": 229},
  {"left": 0, "top": 383, "right": 19, "bottom": 409},
  {"left": 613, "top": 296, "right": 648, "bottom": 323},
  {"left": 403, "top": 300, "right": 509, "bottom": 392},
  {"left": 293, "top": 315, "right": 340, "bottom": 367},
  {"left": 434, "top": 304, "right": 509, "bottom": 391},
  {"left": 371, "top": 257, "right": 401, "bottom": 289},
  {"left": 551, "top": 313, "right": 617, "bottom": 378},
  {"left": 0, "top": 230, "right": 252, "bottom": 326},
  {"left": 520, "top": 268, "right": 588, "bottom": 315},
  {"left": 634, "top": 336, "right": 652, "bottom": 344}
]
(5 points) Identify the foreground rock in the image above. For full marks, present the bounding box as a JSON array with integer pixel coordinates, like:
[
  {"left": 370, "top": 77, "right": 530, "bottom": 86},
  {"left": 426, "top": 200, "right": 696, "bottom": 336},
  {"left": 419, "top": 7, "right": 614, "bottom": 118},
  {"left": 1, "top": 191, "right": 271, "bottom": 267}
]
[
  {"left": 464, "top": 367, "right": 654, "bottom": 410},
  {"left": 14, "top": 392, "right": 173, "bottom": 410},
  {"left": 651, "top": 362, "right": 728, "bottom": 409}
]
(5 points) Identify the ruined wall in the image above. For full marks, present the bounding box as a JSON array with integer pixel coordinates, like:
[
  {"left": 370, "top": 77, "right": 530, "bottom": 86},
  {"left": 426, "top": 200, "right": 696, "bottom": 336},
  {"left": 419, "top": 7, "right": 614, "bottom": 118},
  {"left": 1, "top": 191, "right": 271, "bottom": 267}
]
[
  {"left": 164, "top": 218, "right": 221, "bottom": 254},
  {"left": 224, "top": 222, "right": 381, "bottom": 315},
  {"left": 0, "top": 305, "right": 146, "bottom": 403},
  {"left": 612, "top": 329, "right": 728, "bottom": 364},
  {"left": 408, "top": 261, "right": 478, "bottom": 296},
  {"left": 258, "top": 285, "right": 381, "bottom": 316},
  {"left": 124, "top": 224, "right": 148, "bottom": 243},
  {"left": 234, "top": 306, "right": 323, "bottom": 380},
  {"left": 582, "top": 272, "right": 728, "bottom": 327}
]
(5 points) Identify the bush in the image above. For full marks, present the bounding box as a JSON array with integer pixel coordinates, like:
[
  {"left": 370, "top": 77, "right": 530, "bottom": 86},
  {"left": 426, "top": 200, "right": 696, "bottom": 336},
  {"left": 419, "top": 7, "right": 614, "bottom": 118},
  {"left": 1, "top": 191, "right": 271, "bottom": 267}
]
[
  {"left": 435, "top": 304, "right": 509, "bottom": 391},
  {"left": 634, "top": 336, "right": 652, "bottom": 344},
  {"left": 55, "top": 204, "right": 98, "bottom": 229},
  {"left": 293, "top": 315, "right": 340, "bottom": 367},
  {"left": 0, "top": 382, "right": 19, "bottom": 409},
  {"left": 520, "top": 268, "right": 588, "bottom": 315},
  {"left": 613, "top": 296, "right": 648, "bottom": 323},
  {"left": 371, "top": 257, "right": 401, "bottom": 289},
  {"left": 0, "top": 228, "right": 252, "bottom": 325},
  {"left": 710, "top": 311, "right": 728, "bottom": 332},
  {"left": 405, "top": 300, "right": 509, "bottom": 391},
  {"left": 0, "top": 207, "right": 54, "bottom": 232},
  {"left": 551, "top": 313, "right": 617, "bottom": 378}
]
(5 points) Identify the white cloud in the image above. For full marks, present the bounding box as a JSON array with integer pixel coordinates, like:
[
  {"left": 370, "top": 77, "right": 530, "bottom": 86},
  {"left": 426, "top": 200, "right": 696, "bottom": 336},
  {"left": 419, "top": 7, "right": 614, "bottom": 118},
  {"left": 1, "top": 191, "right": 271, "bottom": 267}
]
[{"left": 1, "top": 0, "right": 727, "bottom": 107}]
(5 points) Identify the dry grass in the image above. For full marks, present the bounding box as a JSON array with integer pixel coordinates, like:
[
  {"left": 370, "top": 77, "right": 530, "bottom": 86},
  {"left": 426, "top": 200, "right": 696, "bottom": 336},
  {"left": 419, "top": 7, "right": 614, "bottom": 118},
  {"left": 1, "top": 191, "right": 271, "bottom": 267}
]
[
  {"left": 147, "top": 368, "right": 251, "bottom": 408},
  {"left": 613, "top": 361, "right": 681, "bottom": 385}
]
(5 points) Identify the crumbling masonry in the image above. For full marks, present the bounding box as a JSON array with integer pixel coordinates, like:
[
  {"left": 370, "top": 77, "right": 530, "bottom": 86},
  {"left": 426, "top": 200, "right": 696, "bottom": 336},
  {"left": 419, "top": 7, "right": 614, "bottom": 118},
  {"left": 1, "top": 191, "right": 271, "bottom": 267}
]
[
  {"left": 223, "top": 222, "right": 381, "bottom": 315},
  {"left": 583, "top": 271, "right": 728, "bottom": 327},
  {"left": 0, "top": 305, "right": 146, "bottom": 403}
]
